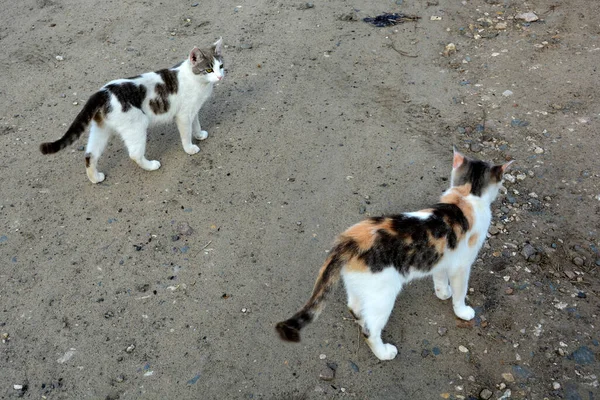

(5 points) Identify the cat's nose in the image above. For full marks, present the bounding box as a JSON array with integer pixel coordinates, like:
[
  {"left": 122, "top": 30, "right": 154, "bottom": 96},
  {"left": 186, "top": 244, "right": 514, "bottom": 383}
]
[{"left": 217, "top": 76, "right": 223, "bottom": 81}]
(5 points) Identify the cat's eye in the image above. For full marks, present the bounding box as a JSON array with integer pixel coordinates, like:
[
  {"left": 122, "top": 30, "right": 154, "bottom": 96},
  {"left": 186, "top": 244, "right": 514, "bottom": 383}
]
[
  {"left": 205, "top": 68, "right": 213, "bottom": 73},
  {"left": 220, "top": 64, "right": 224, "bottom": 69}
]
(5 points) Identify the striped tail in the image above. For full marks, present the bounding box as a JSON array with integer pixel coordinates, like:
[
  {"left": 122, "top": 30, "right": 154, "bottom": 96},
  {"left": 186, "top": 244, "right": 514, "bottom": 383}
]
[
  {"left": 40, "top": 90, "right": 110, "bottom": 155},
  {"left": 276, "top": 240, "right": 355, "bottom": 342}
]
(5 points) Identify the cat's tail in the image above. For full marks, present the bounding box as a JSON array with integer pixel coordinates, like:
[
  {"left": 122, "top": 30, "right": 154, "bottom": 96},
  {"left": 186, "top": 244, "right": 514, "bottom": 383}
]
[
  {"left": 40, "top": 90, "right": 110, "bottom": 155},
  {"left": 276, "top": 239, "right": 356, "bottom": 342}
]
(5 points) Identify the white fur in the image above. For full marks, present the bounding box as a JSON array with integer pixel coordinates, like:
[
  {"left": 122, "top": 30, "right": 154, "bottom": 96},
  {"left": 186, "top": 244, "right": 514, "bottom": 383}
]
[
  {"left": 85, "top": 39, "right": 224, "bottom": 183},
  {"left": 341, "top": 182, "right": 502, "bottom": 361}
]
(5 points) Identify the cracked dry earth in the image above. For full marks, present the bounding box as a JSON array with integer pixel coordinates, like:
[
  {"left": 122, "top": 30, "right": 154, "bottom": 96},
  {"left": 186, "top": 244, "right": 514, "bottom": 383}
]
[{"left": 0, "top": 0, "right": 599, "bottom": 399}]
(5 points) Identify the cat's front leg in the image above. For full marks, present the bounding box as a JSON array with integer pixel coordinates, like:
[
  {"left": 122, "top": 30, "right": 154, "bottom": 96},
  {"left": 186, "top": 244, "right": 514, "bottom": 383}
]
[
  {"left": 176, "top": 115, "right": 200, "bottom": 154},
  {"left": 192, "top": 116, "right": 209, "bottom": 141},
  {"left": 448, "top": 266, "right": 475, "bottom": 320}
]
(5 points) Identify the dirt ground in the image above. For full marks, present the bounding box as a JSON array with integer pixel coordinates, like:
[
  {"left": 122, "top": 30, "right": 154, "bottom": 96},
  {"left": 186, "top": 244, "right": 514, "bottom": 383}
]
[{"left": 1, "top": 0, "right": 599, "bottom": 399}]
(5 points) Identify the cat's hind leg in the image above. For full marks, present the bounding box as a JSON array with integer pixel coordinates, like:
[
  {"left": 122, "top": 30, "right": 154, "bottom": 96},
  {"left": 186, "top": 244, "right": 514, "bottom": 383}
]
[
  {"left": 344, "top": 269, "right": 402, "bottom": 361},
  {"left": 120, "top": 125, "right": 161, "bottom": 172},
  {"left": 192, "top": 116, "right": 208, "bottom": 141},
  {"left": 85, "top": 123, "right": 112, "bottom": 183},
  {"left": 432, "top": 267, "right": 452, "bottom": 300},
  {"left": 448, "top": 265, "right": 475, "bottom": 320}
]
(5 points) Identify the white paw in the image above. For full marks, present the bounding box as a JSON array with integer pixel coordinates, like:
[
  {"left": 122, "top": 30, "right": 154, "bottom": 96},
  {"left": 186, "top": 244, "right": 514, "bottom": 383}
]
[
  {"left": 373, "top": 343, "right": 398, "bottom": 361},
  {"left": 454, "top": 305, "right": 475, "bottom": 321},
  {"left": 435, "top": 285, "right": 453, "bottom": 301},
  {"left": 194, "top": 130, "right": 209, "bottom": 140},
  {"left": 89, "top": 172, "right": 105, "bottom": 184},
  {"left": 185, "top": 144, "right": 200, "bottom": 155},
  {"left": 146, "top": 160, "right": 161, "bottom": 171}
]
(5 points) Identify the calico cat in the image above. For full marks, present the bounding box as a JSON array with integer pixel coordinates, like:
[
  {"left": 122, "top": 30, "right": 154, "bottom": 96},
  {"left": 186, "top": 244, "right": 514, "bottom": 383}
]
[
  {"left": 276, "top": 148, "right": 513, "bottom": 360},
  {"left": 40, "top": 38, "right": 224, "bottom": 183}
]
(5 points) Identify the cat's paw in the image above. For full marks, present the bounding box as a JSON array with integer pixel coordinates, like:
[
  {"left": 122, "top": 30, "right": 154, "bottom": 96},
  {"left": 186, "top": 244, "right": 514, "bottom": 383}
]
[
  {"left": 435, "top": 285, "right": 453, "bottom": 301},
  {"left": 194, "top": 130, "right": 209, "bottom": 140},
  {"left": 88, "top": 172, "right": 105, "bottom": 184},
  {"left": 185, "top": 144, "right": 200, "bottom": 155},
  {"left": 454, "top": 305, "right": 475, "bottom": 321},
  {"left": 373, "top": 343, "right": 398, "bottom": 361},
  {"left": 146, "top": 160, "right": 161, "bottom": 171}
]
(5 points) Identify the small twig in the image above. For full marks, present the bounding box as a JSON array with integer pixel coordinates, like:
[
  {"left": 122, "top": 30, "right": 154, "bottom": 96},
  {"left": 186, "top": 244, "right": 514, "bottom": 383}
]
[
  {"left": 194, "top": 240, "right": 213, "bottom": 257},
  {"left": 387, "top": 42, "right": 418, "bottom": 58}
]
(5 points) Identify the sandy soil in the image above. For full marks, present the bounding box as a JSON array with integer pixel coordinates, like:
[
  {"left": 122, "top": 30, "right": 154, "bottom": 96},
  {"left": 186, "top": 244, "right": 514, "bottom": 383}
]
[{"left": 1, "top": 0, "right": 599, "bottom": 399}]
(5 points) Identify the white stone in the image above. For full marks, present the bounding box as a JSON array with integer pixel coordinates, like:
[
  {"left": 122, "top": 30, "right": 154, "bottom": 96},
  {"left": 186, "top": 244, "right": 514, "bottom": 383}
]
[
  {"left": 515, "top": 12, "right": 539, "bottom": 22},
  {"left": 502, "top": 90, "right": 514, "bottom": 97},
  {"left": 459, "top": 345, "right": 469, "bottom": 353}
]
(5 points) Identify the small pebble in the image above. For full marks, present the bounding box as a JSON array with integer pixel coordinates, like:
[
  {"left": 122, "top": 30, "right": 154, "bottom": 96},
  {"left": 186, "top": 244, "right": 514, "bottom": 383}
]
[
  {"left": 459, "top": 345, "right": 469, "bottom": 353},
  {"left": 438, "top": 327, "right": 448, "bottom": 336},
  {"left": 319, "top": 354, "right": 326, "bottom": 360},
  {"left": 502, "top": 372, "right": 515, "bottom": 382},
  {"left": 125, "top": 344, "right": 135, "bottom": 353},
  {"left": 470, "top": 143, "right": 483, "bottom": 153},
  {"left": 552, "top": 381, "right": 561, "bottom": 390},
  {"left": 13, "top": 384, "right": 23, "bottom": 390},
  {"left": 572, "top": 257, "right": 584, "bottom": 267},
  {"left": 239, "top": 43, "right": 253, "bottom": 49},
  {"left": 56, "top": 55, "right": 64, "bottom": 61},
  {"left": 515, "top": 12, "right": 539, "bottom": 22},
  {"left": 534, "top": 146, "right": 544, "bottom": 154},
  {"left": 479, "top": 388, "right": 493, "bottom": 400},
  {"left": 495, "top": 22, "right": 507, "bottom": 30},
  {"left": 319, "top": 366, "right": 335, "bottom": 381},
  {"left": 502, "top": 90, "right": 513, "bottom": 97}
]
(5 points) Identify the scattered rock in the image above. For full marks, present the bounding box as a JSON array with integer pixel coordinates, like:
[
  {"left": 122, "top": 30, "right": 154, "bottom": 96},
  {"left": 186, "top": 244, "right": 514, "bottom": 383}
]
[
  {"left": 515, "top": 12, "right": 539, "bottom": 22},
  {"left": 552, "top": 381, "right": 560, "bottom": 390},
  {"left": 438, "top": 327, "right": 448, "bottom": 336},
  {"left": 489, "top": 226, "right": 500, "bottom": 235},
  {"left": 459, "top": 345, "right": 469, "bottom": 353},
  {"left": 502, "top": 372, "right": 515, "bottom": 382},
  {"left": 319, "top": 365, "right": 335, "bottom": 381},
  {"left": 297, "top": 2, "right": 314, "bottom": 10},
  {"left": 479, "top": 388, "right": 493, "bottom": 400},
  {"left": 568, "top": 346, "right": 596, "bottom": 365},
  {"left": 572, "top": 257, "right": 584, "bottom": 267},
  {"left": 522, "top": 244, "right": 538, "bottom": 261},
  {"left": 470, "top": 142, "right": 483, "bottom": 153},
  {"left": 502, "top": 90, "right": 513, "bottom": 97},
  {"left": 319, "top": 353, "right": 326, "bottom": 360},
  {"left": 443, "top": 43, "right": 457, "bottom": 57},
  {"left": 125, "top": 344, "right": 135, "bottom": 353},
  {"left": 348, "top": 360, "right": 359, "bottom": 372},
  {"left": 239, "top": 43, "right": 253, "bottom": 49},
  {"left": 177, "top": 222, "right": 194, "bottom": 236},
  {"left": 495, "top": 22, "right": 507, "bottom": 30}
]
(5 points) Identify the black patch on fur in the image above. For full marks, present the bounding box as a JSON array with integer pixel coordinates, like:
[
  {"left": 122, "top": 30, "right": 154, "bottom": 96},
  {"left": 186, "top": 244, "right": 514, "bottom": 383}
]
[
  {"left": 454, "top": 159, "right": 491, "bottom": 196},
  {"left": 40, "top": 90, "right": 111, "bottom": 154},
  {"left": 276, "top": 310, "right": 313, "bottom": 342},
  {"left": 84, "top": 153, "right": 91, "bottom": 168},
  {"left": 360, "top": 206, "right": 469, "bottom": 274},
  {"left": 106, "top": 82, "right": 146, "bottom": 112},
  {"left": 149, "top": 69, "right": 179, "bottom": 114},
  {"left": 431, "top": 203, "right": 469, "bottom": 249}
]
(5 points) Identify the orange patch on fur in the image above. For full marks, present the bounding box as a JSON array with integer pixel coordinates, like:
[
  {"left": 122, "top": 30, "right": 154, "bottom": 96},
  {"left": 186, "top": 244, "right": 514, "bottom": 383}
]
[
  {"left": 343, "top": 221, "right": 375, "bottom": 251},
  {"left": 468, "top": 233, "right": 479, "bottom": 248},
  {"left": 428, "top": 231, "right": 446, "bottom": 254},
  {"left": 345, "top": 257, "right": 369, "bottom": 272},
  {"left": 440, "top": 184, "right": 475, "bottom": 230}
]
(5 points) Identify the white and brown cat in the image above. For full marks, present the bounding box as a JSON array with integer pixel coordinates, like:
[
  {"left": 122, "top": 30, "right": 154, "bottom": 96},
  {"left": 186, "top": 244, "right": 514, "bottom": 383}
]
[
  {"left": 277, "top": 148, "right": 513, "bottom": 360},
  {"left": 40, "top": 38, "right": 224, "bottom": 183}
]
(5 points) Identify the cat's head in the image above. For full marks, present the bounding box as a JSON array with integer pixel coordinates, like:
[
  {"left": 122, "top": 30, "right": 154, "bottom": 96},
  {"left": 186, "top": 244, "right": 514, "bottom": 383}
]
[
  {"left": 450, "top": 146, "right": 514, "bottom": 203},
  {"left": 189, "top": 37, "right": 224, "bottom": 83}
]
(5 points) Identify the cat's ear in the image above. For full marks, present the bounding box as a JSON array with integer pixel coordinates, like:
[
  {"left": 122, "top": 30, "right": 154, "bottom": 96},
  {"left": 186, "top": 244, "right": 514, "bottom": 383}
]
[
  {"left": 500, "top": 160, "right": 515, "bottom": 173},
  {"left": 213, "top": 37, "right": 223, "bottom": 57},
  {"left": 189, "top": 47, "right": 204, "bottom": 66},
  {"left": 452, "top": 146, "right": 465, "bottom": 169}
]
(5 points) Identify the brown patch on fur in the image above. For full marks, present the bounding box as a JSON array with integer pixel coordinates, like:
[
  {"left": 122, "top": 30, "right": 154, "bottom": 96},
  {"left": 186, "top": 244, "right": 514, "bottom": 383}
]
[
  {"left": 149, "top": 69, "right": 179, "bottom": 115},
  {"left": 428, "top": 231, "right": 446, "bottom": 254},
  {"left": 345, "top": 257, "right": 369, "bottom": 272},
  {"left": 468, "top": 233, "right": 479, "bottom": 248},
  {"left": 84, "top": 153, "right": 91, "bottom": 168},
  {"left": 440, "top": 184, "right": 475, "bottom": 230}
]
